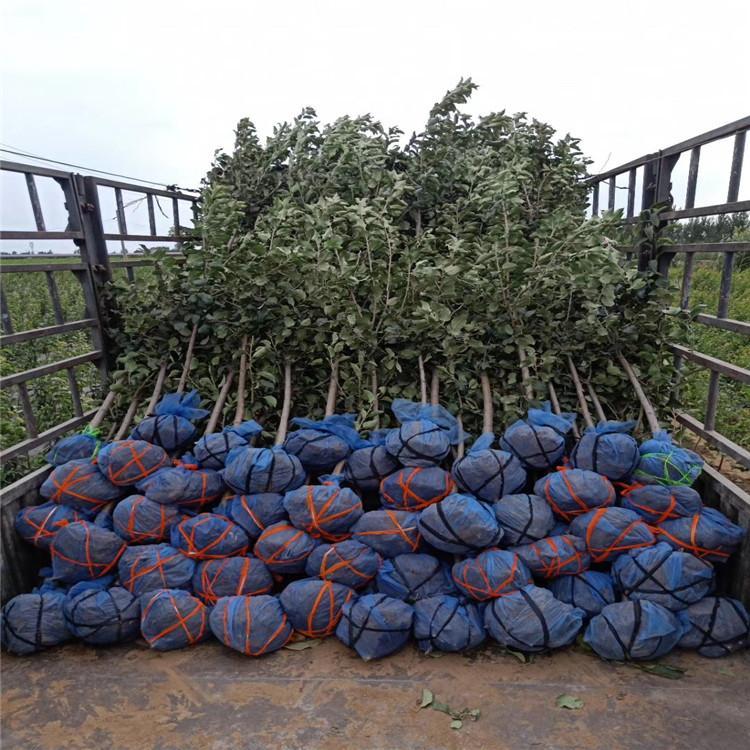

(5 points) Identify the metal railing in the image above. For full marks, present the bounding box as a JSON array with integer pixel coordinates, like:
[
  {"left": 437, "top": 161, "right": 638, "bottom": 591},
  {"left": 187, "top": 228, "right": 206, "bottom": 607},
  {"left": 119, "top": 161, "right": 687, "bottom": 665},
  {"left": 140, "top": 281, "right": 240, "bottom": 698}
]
[
  {"left": 588, "top": 116, "right": 750, "bottom": 472},
  {"left": 0, "top": 160, "right": 199, "bottom": 463}
]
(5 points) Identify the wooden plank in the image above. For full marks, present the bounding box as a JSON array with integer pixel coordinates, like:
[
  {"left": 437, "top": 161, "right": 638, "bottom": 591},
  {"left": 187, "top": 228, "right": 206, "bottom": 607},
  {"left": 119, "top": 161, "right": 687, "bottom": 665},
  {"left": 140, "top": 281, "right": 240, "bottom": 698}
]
[
  {"left": 0, "top": 318, "right": 97, "bottom": 346},
  {"left": 717, "top": 251, "right": 735, "bottom": 319},
  {"left": 147, "top": 193, "right": 157, "bottom": 235},
  {"left": 591, "top": 183, "right": 599, "bottom": 216},
  {"left": 608, "top": 176, "right": 616, "bottom": 211},
  {"left": 114, "top": 187, "right": 127, "bottom": 235},
  {"left": 89, "top": 175, "right": 199, "bottom": 202},
  {"left": 0, "top": 351, "right": 103, "bottom": 389},
  {"left": 680, "top": 253, "right": 695, "bottom": 310},
  {"left": 727, "top": 130, "right": 746, "bottom": 202},
  {"left": 685, "top": 146, "right": 700, "bottom": 209},
  {"left": 24, "top": 174, "right": 46, "bottom": 231},
  {"left": 0, "top": 230, "right": 84, "bottom": 241},
  {"left": 0, "top": 410, "right": 97, "bottom": 464},
  {"left": 662, "top": 200, "right": 750, "bottom": 221},
  {"left": 102, "top": 233, "right": 192, "bottom": 242},
  {"left": 675, "top": 411, "right": 750, "bottom": 470},
  {"left": 626, "top": 168, "right": 636, "bottom": 218},
  {"left": 694, "top": 314, "right": 750, "bottom": 335},
  {"left": 172, "top": 197, "right": 181, "bottom": 237},
  {"left": 0, "top": 159, "right": 72, "bottom": 180},
  {"left": 0, "top": 262, "right": 87, "bottom": 273},
  {"left": 669, "top": 344, "right": 750, "bottom": 383}
]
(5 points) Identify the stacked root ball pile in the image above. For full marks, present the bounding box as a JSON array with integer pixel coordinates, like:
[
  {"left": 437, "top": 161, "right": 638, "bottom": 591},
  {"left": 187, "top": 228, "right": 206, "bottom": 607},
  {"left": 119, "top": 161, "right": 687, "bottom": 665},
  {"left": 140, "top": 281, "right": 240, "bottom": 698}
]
[{"left": 3, "top": 397, "right": 748, "bottom": 662}]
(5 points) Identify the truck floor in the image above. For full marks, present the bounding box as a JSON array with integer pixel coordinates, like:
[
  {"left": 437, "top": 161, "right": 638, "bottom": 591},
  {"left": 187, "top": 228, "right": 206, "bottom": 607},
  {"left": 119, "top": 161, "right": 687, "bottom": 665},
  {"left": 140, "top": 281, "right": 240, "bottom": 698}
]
[{"left": 2, "top": 639, "right": 749, "bottom": 750}]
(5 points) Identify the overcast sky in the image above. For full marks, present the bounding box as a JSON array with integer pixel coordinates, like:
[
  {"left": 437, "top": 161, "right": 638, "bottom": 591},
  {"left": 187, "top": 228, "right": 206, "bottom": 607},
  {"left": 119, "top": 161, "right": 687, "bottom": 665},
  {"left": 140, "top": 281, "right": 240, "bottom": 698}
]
[{"left": 1, "top": 0, "right": 748, "bottom": 248}]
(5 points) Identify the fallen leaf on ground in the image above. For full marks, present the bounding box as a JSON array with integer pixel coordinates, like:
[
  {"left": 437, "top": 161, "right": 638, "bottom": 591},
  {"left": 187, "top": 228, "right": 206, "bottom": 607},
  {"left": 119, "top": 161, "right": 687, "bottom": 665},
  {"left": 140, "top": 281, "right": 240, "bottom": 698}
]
[
  {"left": 556, "top": 694, "right": 584, "bottom": 710},
  {"left": 283, "top": 639, "right": 321, "bottom": 651},
  {"left": 419, "top": 689, "right": 434, "bottom": 708}
]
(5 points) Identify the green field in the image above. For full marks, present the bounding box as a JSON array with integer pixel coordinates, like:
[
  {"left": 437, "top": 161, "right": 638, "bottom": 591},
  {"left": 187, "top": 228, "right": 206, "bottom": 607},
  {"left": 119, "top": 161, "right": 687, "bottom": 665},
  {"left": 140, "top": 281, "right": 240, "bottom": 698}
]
[{"left": 1, "top": 253, "right": 748, "bottom": 484}]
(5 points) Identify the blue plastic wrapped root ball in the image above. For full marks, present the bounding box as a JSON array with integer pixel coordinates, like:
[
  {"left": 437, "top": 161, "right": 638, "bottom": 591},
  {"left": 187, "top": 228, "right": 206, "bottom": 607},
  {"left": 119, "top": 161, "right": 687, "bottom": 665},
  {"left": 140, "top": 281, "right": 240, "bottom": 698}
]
[
  {"left": 484, "top": 585, "right": 584, "bottom": 652},
  {"left": 41, "top": 458, "right": 121, "bottom": 514},
  {"left": 500, "top": 403, "right": 576, "bottom": 471},
  {"left": 384, "top": 400, "right": 463, "bottom": 467},
  {"left": 112, "top": 495, "right": 180, "bottom": 544},
  {"left": 612, "top": 542, "right": 714, "bottom": 611},
  {"left": 46, "top": 427, "right": 101, "bottom": 466},
  {"left": 285, "top": 413, "right": 367, "bottom": 473},
  {"left": 418, "top": 494, "right": 502, "bottom": 554},
  {"left": 547, "top": 571, "right": 616, "bottom": 619},
  {"left": 585, "top": 600, "right": 685, "bottom": 660},
  {"left": 97, "top": 440, "right": 170, "bottom": 486},
  {"left": 223, "top": 445, "right": 306, "bottom": 495},
  {"left": 493, "top": 494, "right": 555, "bottom": 546},
  {"left": 63, "top": 583, "right": 140, "bottom": 644},
  {"left": 215, "top": 493, "right": 287, "bottom": 541},
  {"left": 1, "top": 592, "right": 71, "bottom": 655},
  {"left": 511, "top": 535, "right": 590, "bottom": 579},
  {"left": 210, "top": 595, "right": 292, "bottom": 656},
  {"left": 335, "top": 593, "right": 414, "bottom": 660},
  {"left": 170, "top": 513, "right": 249, "bottom": 559},
  {"left": 280, "top": 578, "right": 355, "bottom": 637},
  {"left": 351, "top": 510, "right": 421, "bottom": 557},
  {"left": 570, "top": 507, "right": 655, "bottom": 563},
  {"left": 305, "top": 540, "right": 381, "bottom": 589},
  {"left": 15, "top": 502, "right": 86, "bottom": 550},
  {"left": 193, "top": 421, "right": 263, "bottom": 469},
  {"left": 51, "top": 520, "right": 126, "bottom": 583},
  {"left": 136, "top": 461, "right": 224, "bottom": 511},
  {"left": 283, "top": 477, "right": 363, "bottom": 542},
  {"left": 657, "top": 508, "right": 745, "bottom": 563},
  {"left": 620, "top": 484, "right": 703, "bottom": 524},
  {"left": 414, "top": 595, "right": 486, "bottom": 653},
  {"left": 345, "top": 435, "right": 401, "bottom": 493},
  {"left": 253, "top": 521, "right": 318, "bottom": 574},
  {"left": 571, "top": 420, "right": 640, "bottom": 481},
  {"left": 118, "top": 543, "right": 196, "bottom": 596},
  {"left": 452, "top": 434, "right": 527, "bottom": 503},
  {"left": 534, "top": 468, "right": 615, "bottom": 522},
  {"left": 633, "top": 431, "right": 703, "bottom": 487},
  {"left": 380, "top": 466, "right": 456, "bottom": 511},
  {"left": 452, "top": 549, "right": 532, "bottom": 601},
  {"left": 678, "top": 597, "right": 750, "bottom": 657},
  {"left": 376, "top": 553, "right": 455, "bottom": 602},
  {"left": 131, "top": 390, "right": 209, "bottom": 452},
  {"left": 193, "top": 556, "right": 273, "bottom": 605},
  {"left": 140, "top": 589, "right": 209, "bottom": 651}
]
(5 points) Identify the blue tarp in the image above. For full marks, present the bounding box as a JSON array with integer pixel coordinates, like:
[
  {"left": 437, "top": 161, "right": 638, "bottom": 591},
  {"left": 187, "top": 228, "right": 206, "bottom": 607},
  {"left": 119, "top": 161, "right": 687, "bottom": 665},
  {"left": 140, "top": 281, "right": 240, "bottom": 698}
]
[
  {"left": 344, "top": 433, "right": 400, "bottom": 493},
  {"left": 500, "top": 403, "right": 576, "bottom": 470},
  {"left": 376, "top": 553, "right": 456, "bottom": 602},
  {"left": 633, "top": 431, "right": 703, "bottom": 486},
  {"left": 380, "top": 466, "right": 455, "bottom": 511},
  {"left": 305, "top": 540, "right": 381, "bottom": 589},
  {"left": 46, "top": 426, "right": 101, "bottom": 466},
  {"left": 452, "top": 434, "right": 527, "bottom": 503},
  {"left": 192, "top": 556, "right": 273, "bottom": 605},
  {"left": 215, "top": 493, "right": 287, "bottom": 541},
  {"left": 63, "top": 582, "right": 140, "bottom": 645},
  {"left": 280, "top": 578, "right": 355, "bottom": 637},
  {"left": 493, "top": 494, "right": 555, "bottom": 546},
  {"left": 452, "top": 549, "right": 532, "bottom": 601},
  {"left": 285, "top": 414, "right": 368, "bottom": 472},
  {"left": 511, "top": 535, "right": 591, "bottom": 579},
  {"left": 15, "top": 502, "right": 86, "bottom": 550},
  {"left": 414, "top": 595, "right": 486, "bottom": 653},
  {"left": 484, "top": 584, "right": 584, "bottom": 651},
  {"left": 657, "top": 507, "right": 745, "bottom": 563},
  {"left": 40, "top": 458, "right": 121, "bottom": 514},
  {"left": 209, "top": 595, "right": 292, "bottom": 656},
  {"left": 170, "top": 513, "right": 250, "bottom": 559},
  {"left": 283, "top": 477, "right": 363, "bottom": 541},
  {"left": 50, "top": 521, "right": 126, "bottom": 583},
  {"left": 571, "top": 421, "right": 639, "bottom": 481},
  {"left": 612, "top": 542, "right": 714, "bottom": 611},
  {"left": 118, "top": 543, "right": 196, "bottom": 596},
  {"left": 223, "top": 445, "right": 306, "bottom": 495},
  {"left": 1, "top": 591, "right": 71, "bottom": 655},
  {"left": 193, "top": 421, "right": 263, "bottom": 469},
  {"left": 97, "top": 440, "right": 170, "bottom": 486},
  {"left": 533, "top": 468, "right": 615, "bottom": 522},
  {"left": 112, "top": 495, "right": 181, "bottom": 544},
  {"left": 140, "top": 589, "right": 209, "bottom": 651},
  {"left": 678, "top": 596, "right": 750, "bottom": 657},
  {"left": 418, "top": 494, "right": 502, "bottom": 554},
  {"left": 620, "top": 483, "right": 703, "bottom": 524},
  {"left": 136, "top": 462, "right": 224, "bottom": 510},
  {"left": 585, "top": 600, "right": 685, "bottom": 660},
  {"left": 335, "top": 593, "right": 414, "bottom": 660},
  {"left": 547, "top": 570, "right": 616, "bottom": 619},
  {"left": 351, "top": 510, "right": 422, "bottom": 557},
  {"left": 569, "top": 507, "right": 655, "bottom": 563},
  {"left": 253, "top": 521, "right": 318, "bottom": 574}
]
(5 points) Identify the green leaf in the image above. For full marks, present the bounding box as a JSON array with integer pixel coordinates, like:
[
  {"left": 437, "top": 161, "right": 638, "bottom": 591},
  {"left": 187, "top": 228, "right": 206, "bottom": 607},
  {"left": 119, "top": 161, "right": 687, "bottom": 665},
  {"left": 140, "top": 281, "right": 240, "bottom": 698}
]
[
  {"left": 450, "top": 720, "right": 463, "bottom": 730},
  {"left": 283, "top": 639, "right": 321, "bottom": 651},
  {"left": 419, "top": 689, "right": 433, "bottom": 708},
  {"left": 556, "top": 694, "right": 584, "bottom": 710},
  {"left": 628, "top": 662, "right": 686, "bottom": 679}
]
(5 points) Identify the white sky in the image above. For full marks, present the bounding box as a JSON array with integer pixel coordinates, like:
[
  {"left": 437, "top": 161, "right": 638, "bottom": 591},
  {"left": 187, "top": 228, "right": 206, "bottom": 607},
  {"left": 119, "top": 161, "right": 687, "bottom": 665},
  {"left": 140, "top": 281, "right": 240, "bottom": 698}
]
[{"left": 1, "top": 0, "right": 748, "bottom": 249}]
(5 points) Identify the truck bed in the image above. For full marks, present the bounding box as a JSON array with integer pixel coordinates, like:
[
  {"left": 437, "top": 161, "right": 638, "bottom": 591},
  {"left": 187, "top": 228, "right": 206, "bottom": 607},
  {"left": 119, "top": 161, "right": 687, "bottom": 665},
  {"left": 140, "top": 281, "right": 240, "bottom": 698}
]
[{"left": 2, "top": 639, "right": 748, "bottom": 750}]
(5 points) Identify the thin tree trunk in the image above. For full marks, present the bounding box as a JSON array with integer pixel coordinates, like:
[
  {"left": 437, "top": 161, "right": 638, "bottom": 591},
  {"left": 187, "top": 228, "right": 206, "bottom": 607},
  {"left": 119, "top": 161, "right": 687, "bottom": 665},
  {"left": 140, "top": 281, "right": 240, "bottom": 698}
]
[
  {"left": 205, "top": 369, "right": 235, "bottom": 435},
  {"left": 89, "top": 390, "right": 117, "bottom": 429},
  {"left": 114, "top": 389, "right": 144, "bottom": 440},
  {"left": 418, "top": 355, "right": 427, "bottom": 405},
  {"left": 145, "top": 362, "right": 168, "bottom": 416},
  {"left": 325, "top": 359, "right": 339, "bottom": 418},
  {"left": 587, "top": 382, "right": 607, "bottom": 423},
  {"left": 371, "top": 369, "right": 380, "bottom": 429},
  {"left": 233, "top": 336, "right": 249, "bottom": 426},
  {"left": 456, "top": 414, "right": 465, "bottom": 458},
  {"left": 430, "top": 369, "right": 440, "bottom": 406},
  {"left": 548, "top": 381, "right": 579, "bottom": 438},
  {"left": 176, "top": 324, "right": 198, "bottom": 394},
  {"left": 566, "top": 357, "right": 594, "bottom": 429},
  {"left": 517, "top": 345, "right": 534, "bottom": 401},
  {"left": 617, "top": 353, "right": 661, "bottom": 435},
  {"left": 480, "top": 372, "right": 493, "bottom": 434},
  {"left": 275, "top": 361, "right": 293, "bottom": 446}
]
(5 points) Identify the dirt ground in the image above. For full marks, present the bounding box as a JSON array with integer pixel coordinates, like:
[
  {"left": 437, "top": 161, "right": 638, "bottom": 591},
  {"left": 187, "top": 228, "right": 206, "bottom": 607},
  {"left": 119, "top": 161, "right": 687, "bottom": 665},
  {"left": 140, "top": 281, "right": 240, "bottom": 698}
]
[{"left": 2, "top": 639, "right": 749, "bottom": 750}]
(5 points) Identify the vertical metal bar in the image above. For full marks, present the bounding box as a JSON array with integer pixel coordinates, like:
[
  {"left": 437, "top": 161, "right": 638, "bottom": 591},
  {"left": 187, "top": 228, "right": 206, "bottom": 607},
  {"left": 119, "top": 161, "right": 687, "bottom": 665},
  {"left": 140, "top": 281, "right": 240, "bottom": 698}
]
[
  {"left": 114, "top": 188, "right": 127, "bottom": 234},
  {"left": 608, "top": 176, "right": 616, "bottom": 212},
  {"left": 126, "top": 265, "right": 135, "bottom": 283},
  {"left": 24, "top": 174, "right": 46, "bottom": 231},
  {"left": 54, "top": 175, "right": 83, "bottom": 233},
  {"left": 147, "top": 193, "right": 157, "bottom": 236},
  {"left": 591, "top": 183, "right": 599, "bottom": 217},
  {"left": 727, "top": 131, "right": 746, "bottom": 202},
  {"left": 191, "top": 199, "right": 199, "bottom": 228},
  {"left": 680, "top": 253, "right": 695, "bottom": 310},
  {"left": 626, "top": 168, "right": 636, "bottom": 218},
  {"left": 705, "top": 372, "right": 721, "bottom": 432},
  {"left": 685, "top": 146, "right": 700, "bottom": 209},
  {"left": 45, "top": 271, "right": 84, "bottom": 416},
  {"left": 717, "top": 251, "right": 735, "bottom": 319},
  {"left": 0, "top": 289, "right": 38, "bottom": 437},
  {"left": 172, "top": 196, "right": 180, "bottom": 237}
]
